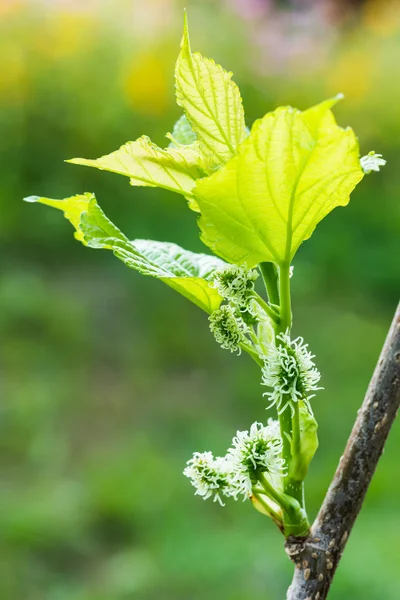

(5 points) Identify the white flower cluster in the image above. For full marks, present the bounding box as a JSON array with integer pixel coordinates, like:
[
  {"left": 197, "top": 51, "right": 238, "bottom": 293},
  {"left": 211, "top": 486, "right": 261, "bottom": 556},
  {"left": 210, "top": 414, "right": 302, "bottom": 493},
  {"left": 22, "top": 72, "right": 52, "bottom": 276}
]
[
  {"left": 183, "top": 420, "right": 284, "bottom": 505},
  {"left": 262, "top": 332, "right": 321, "bottom": 413},
  {"left": 227, "top": 420, "right": 284, "bottom": 498},
  {"left": 212, "top": 264, "right": 259, "bottom": 308},
  {"left": 360, "top": 151, "right": 386, "bottom": 174},
  {"left": 183, "top": 451, "right": 233, "bottom": 506},
  {"left": 208, "top": 304, "right": 249, "bottom": 354}
]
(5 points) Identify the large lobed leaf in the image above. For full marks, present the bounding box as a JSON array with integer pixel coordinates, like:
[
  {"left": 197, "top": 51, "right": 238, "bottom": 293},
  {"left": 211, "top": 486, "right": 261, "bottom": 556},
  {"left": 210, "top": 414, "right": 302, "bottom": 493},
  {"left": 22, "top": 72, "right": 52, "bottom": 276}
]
[
  {"left": 24, "top": 194, "right": 225, "bottom": 313},
  {"left": 67, "top": 136, "right": 206, "bottom": 203},
  {"left": 175, "top": 14, "right": 247, "bottom": 169},
  {"left": 67, "top": 17, "right": 247, "bottom": 213},
  {"left": 194, "top": 96, "right": 364, "bottom": 267}
]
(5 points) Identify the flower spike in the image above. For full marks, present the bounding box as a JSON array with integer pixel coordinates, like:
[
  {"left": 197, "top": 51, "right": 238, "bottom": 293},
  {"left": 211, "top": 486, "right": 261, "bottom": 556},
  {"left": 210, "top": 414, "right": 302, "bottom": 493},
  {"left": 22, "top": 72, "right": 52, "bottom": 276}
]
[
  {"left": 209, "top": 304, "right": 249, "bottom": 353},
  {"left": 211, "top": 264, "right": 259, "bottom": 308},
  {"left": 183, "top": 451, "right": 233, "bottom": 506},
  {"left": 227, "top": 420, "right": 285, "bottom": 499},
  {"left": 262, "top": 332, "right": 322, "bottom": 414}
]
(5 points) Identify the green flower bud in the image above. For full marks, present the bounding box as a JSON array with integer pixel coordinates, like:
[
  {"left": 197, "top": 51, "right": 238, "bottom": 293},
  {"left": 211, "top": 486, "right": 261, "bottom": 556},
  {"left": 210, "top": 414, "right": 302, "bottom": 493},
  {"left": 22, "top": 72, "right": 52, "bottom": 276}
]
[
  {"left": 209, "top": 304, "right": 248, "bottom": 353},
  {"left": 262, "top": 332, "right": 322, "bottom": 413},
  {"left": 212, "top": 265, "right": 259, "bottom": 309}
]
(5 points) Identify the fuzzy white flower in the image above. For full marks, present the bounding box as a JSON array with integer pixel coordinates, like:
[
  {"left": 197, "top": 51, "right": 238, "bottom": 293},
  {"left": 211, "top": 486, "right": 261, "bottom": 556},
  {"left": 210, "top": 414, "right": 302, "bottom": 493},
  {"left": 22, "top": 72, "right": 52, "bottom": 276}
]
[
  {"left": 227, "top": 420, "right": 285, "bottom": 500},
  {"left": 262, "top": 332, "right": 322, "bottom": 413},
  {"left": 360, "top": 151, "right": 386, "bottom": 174},
  {"left": 183, "top": 451, "right": 233, "bottom": 506},
  {"left": 209, "top": 304, "right": 249, "bottom": 353},
  {"left": 212, "top": 265, "right": 259, "bottom": 308}
]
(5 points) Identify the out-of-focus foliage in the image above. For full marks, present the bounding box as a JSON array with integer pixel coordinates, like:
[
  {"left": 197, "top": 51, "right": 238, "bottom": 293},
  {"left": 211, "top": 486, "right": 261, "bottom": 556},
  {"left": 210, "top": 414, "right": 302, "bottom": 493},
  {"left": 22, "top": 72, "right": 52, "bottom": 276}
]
[{"left": 0, "top": 1, "right": 399, "bottom": 599}]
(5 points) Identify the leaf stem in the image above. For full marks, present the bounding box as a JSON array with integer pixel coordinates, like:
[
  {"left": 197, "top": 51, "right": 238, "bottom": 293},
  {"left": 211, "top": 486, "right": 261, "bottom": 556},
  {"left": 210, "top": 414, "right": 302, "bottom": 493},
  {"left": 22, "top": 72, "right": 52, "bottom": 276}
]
[
  {"left": 252, "top": 485, "right": 267, "bottom": 495},
  {"left": 275, "top": 262, "right": 306, "bottom": 513},
  {"left": 278, "top": 405, "right": 305, "bottom": 511},
  {"left": 258, "top": 473, "right": 309, "bottom": 536},
  {"left": 289, "top": 401, "right": 305, "bottom": 507},
  {"left": 278, "top": 262, "right": 292, "bottom": 333},
  {"left": 291, "top": 401, "right": 301, "bottom": 465},
  {"left": 278, "top": 404, "right": 301, "bottom": 502},
  {"left": 258, "top": 472, "right": 290, "bottom": 510},
  {"left": 259, "top": 262, "right": 280, "bottom": 306},
  {"left": 252, "top": 490, "right": 283, "bottom": 525},
  {"left": 240, "top": 342, "right": 263, "bottom": 367},
  {"left": 254, "top": 295, "right": 280, "bottom": 325}
]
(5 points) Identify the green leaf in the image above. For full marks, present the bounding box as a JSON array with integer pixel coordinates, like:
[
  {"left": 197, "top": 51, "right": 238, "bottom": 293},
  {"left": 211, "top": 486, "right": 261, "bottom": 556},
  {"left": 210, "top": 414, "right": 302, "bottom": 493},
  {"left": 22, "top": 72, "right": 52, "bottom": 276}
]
[
  {"left": 23, "top": 192, "right": 94, "bottom": 244},
  {"left": 131, "top": 239, "right": 225, "bottom": 313},
  {"left": 67, "top": 135, "right": 206, "bottom": 202},
  {"left": 168, "top": 114, "right": 197, "bottom": 147},
  {"left": 24, "top": 193, "right": 225, "bottom": 313},
  {"left": 289, "top": 403, "right": 319, "bottom": 482},
  {"left": 194, "top": 96, "right": 364, "bottom": 267},
  {"left": 175, "top": 14, "right": 246, "bottom": 168}
]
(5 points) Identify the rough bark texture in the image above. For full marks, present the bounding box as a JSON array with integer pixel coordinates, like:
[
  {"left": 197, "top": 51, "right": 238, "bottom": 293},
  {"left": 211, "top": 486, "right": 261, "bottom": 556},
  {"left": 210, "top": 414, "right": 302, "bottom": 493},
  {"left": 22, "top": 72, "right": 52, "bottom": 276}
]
[{"left": 285, "top": 303, "right": 400, "bottom": 600}]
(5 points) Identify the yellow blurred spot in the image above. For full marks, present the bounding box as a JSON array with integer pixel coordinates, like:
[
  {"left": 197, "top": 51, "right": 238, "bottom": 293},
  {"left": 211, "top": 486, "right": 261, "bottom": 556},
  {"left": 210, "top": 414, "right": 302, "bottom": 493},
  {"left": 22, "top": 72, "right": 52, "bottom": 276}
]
[
  {"left": 0, "top": 0, "right": 22, "bottom": 17},
  {"left": 0, "top": 45, "right": 27, "bottom": 101},
  {"left": 363, "top": 0, "right": 400, "bottom": 36},
  {"left": 122, "top": 52, "right": 168, "bottom": 116},
  {"left": 327, "top": 50, "right": 373, "bottom": 102},
  {"left": 34, "top": 13, "right": 94, "bottom": 60}
]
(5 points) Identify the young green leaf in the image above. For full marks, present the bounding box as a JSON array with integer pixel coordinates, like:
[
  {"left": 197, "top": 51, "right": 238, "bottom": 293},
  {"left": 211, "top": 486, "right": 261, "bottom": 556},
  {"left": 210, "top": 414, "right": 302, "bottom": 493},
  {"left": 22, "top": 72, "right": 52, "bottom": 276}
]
[
  {"left": 132, "top": 239, "right": 225, "bottom": 312},
  {"left": 175, "top": 14, "right": 247, "bottom": 168},
  {"left": 194, "top": 97, "right": 364, "bottom": 267},
  {"left": 24, "top": 192, "right": 94, "bottom": 243},
  {"left": 67, "top": 135, "right": 206, "bottom": 203},
  {"left": 168, "top": 114, "right": 197, "bottom": 147},
  {"left": 24, "top": 193, "right": 225, "bottom": 313},
  {"left": 289, "top": 403, "right": 319, "bottom": 482}
]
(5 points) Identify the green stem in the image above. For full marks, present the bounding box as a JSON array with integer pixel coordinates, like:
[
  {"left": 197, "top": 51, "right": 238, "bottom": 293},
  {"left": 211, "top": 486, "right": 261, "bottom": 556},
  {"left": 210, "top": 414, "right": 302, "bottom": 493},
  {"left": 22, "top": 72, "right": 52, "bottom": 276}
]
[
  {"left": 278, "top": 262, "right": 292, "bottom": 333},
  {"left": 292, "top": 402, "right": 304, "bottom": 506},
  {"left": 258, "top": 473, "right": 291, "bottom": 513},
  {"left": 259, "top": 262, "right": 280, "bottom": 306},
  {"left": 240, "top": 342, "right": 263, "bottom": 367},
  {"left": 252, "top": 491, "right": 283, "bottom": 526},
  {"left": 278, "top": 404, "right": 304, "bottom": 508},
  {"left": 252, "top": 486, "right": 267, "bottom": 495},
  {"left": 276, "top": 262, "right": 293, "bottom": 496},
  {"left": 254, "top": 295, "right": 280, "bottom": 325},
  {"left": 249, "top": 328, "right": 260, "bottom": 346},
  {"left": 292, "top": 401, "right": 301, "bottom": 461},
  {"left": 258, "top": 474, "right": 309, "bottom": 536},
  {"left": 278, "top": 405, "right": 295, "bottom": 494},
  {"left": 275, "top": 262, "right": 306, "bottom": 513},
  {"left": 278, "top": 406, "right": 292, "bottom": 470},
  {"left": 284, "top": 477, "right": 304, "bottom": 510},
  {"left": 288, "top": 402, "right": 306, "bottom": 509}
]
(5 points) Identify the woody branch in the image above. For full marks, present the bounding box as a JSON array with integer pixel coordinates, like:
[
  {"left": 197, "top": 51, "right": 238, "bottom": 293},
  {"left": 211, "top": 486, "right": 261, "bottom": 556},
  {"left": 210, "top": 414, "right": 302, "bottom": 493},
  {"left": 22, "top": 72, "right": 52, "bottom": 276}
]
[{"left": 285, "top": 302, "right": 400, "bottom": 600}]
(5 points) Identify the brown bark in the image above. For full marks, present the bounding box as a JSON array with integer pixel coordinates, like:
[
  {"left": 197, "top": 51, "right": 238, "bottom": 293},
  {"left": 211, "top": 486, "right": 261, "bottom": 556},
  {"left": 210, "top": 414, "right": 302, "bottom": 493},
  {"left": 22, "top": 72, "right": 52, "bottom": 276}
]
[{"left": 285, "top": 303, "right": 400, "bottom": 600}]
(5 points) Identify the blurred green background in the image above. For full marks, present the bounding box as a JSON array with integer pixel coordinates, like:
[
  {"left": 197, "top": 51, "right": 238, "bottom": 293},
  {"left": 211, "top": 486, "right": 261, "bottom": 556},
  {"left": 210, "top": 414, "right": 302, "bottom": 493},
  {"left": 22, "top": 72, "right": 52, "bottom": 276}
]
[{"left": 1, "top": 0, "right": 399, "bottom": 598}]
